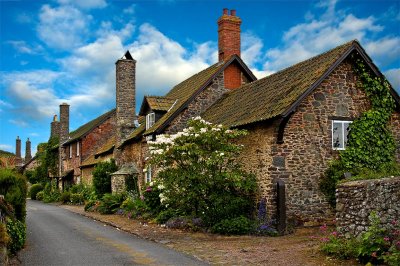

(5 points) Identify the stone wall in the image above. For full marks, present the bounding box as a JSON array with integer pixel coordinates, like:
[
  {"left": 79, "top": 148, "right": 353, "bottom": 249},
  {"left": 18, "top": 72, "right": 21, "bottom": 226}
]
[
  {"left": 336, "top": 177, "right": 400, "bottom": 237},
  {"left": 165, "top": 73, "right": 227, "bottom": 134},
  {"left": 239, "top": 59, "right": 373, "bottom": 224}
]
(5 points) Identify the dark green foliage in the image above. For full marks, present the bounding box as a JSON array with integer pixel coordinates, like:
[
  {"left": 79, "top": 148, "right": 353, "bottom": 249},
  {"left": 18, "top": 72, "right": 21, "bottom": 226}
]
[
  {"left": 97, "top": 193, "right": 126, "bottom": 214},
  {"left": 319, "top": 160, "right": 347, "bottom": 207},
  {"left": 68, "top": 184, "right": 94, "bottom": 201},
  {"left": 84, "top": 200, "right": 99, "bottom": 212},
  {"left": 92, "top": 159, "right": 118, "bottom": 198},
  {"left": 36, "top": 191, "right": 44, "bottom": 201},
  {"left": 6, "top": 218, "right": 26, "bottom": 254},
  {"left": 142, "top": 185, "right": 163, "bottom": 214},
  {"left": 211, "top": 216, "right": 253, "bottom": 235},
  {"left": 0, "top": 169, "right": 27, "bottom": 222},
  {"left": 29, "top": 184, "right": 43, "bottom": 200},
  {"left": 70, "top": 193, "right": 84, "bottom": 205},
  {"left": 156, "top": 209, "right": 181, "bottom": 224},
  {"left": 60, "top": 191, "right": 71, "bottom": 203},
  {"left": 125, "top": 175, "right": 139, "bottom": 194}
]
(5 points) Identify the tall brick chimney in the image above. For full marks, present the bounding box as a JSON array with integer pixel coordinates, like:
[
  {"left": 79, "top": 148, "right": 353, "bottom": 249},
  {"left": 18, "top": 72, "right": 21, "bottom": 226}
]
[
  {"left": 25, "top": 138, "right": 32, "bottom": 161},
  {"left": 218, "top": 8, "right": 243, "bottom": 90},
  {"left": 59, "top": 103, "right": 70, "bottom": 143},
  {"left": 50, "top": 114, "right": 60, "bottom": 138},
  {"left": 218, "top": 8, "right": 241, "bottom": 62},
  {"left": 116, "top": 51, "right": 136, "bottom": 146}
]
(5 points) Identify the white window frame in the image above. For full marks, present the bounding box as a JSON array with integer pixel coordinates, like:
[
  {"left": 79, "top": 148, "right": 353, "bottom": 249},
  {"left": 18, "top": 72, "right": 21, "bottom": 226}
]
[
  {"left": 76, "top": 142, "right": 80, "bottom": 157},
  {"left": 332, "top": 120, "right": 352, "bottom": 150},
  {"left": 146, "top": 112, "right": 155, "bottom": 130},
  {"left": 146, "top": 166, "right": 152, "bottom": 184},
  {"left": 69, "top": 145, "right": 72, "bottom": 158}
]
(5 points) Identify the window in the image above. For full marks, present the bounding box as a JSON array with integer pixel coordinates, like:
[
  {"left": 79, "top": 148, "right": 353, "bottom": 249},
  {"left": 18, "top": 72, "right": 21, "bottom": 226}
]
[
  {"left": 76, "top": 142, "right": 80, "bottom": 157},
  {"left": 69, "top": 145, "right": 72, "bottom": 158},
  {"left": 146, "top": 112, "right": 155, "bottom": 130},
  {"left": 332, "top": 120, "right": 352, "bottom": 150},
  {"left": 146, "top": 166, "right": 152, "bottom": 183}
]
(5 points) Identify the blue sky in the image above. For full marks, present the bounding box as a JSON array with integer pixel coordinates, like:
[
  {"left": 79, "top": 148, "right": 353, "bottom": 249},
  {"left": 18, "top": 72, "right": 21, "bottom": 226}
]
[{"left": 0, "top": 0, "right": 399, "bottom": 156}]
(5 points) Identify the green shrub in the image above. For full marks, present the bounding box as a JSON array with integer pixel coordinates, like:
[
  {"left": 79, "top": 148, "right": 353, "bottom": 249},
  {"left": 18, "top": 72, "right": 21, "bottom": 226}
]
[
  {"left": 84, "top": 200, "right": 98, "bottom": 212},
  {"left": 156, "top": 209, "right": 180, "bottom": 224},
  {"left": 42, "top": 181, "right": 61, "bottom": 203},
  {"left": 70, "top": 193, "right": 84, "bottom": 205},
  {"left": 6, "top": 218, "right": 26, "bottom": 254},
  {"left": 97, "top": 193, "right": 126, "bottom": 215},
  {"left": 36, "top": 191, "right": 44, "bottom": 201},
  {"left": 60, "top": 191, "right": 71, "bottom": 204},
  {"left": 30, "top": 184, "right": 43, "bottom": 200},
  {"left": 211, "top": 216, "right": 253, "bottom": 235},
  {"left": 319, "top": 160, "right": 346, "bottom": 207},
  {"left": 0, "top": 169, "right": 27, "bottom": 222},
  {"left": 0, "top": 223, "right": 10, "bottom": 248},
  {"left": 142, "top": 185, "right": 163, "bottom": 214},
  {"left": 92, "top": 159, "right": 118, "bottom": 198}
]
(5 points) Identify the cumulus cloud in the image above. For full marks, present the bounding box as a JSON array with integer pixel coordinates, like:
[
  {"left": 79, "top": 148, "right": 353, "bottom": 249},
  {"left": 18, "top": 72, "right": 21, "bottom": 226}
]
[
  {"left": 37, "top": 4, "right": 92, "bottom": 50},
  {"left": 128, "top": 23, "right": 214, "bottom": 97},
  {"left": 257, "top": 0, "right": 398, "bottom": 75},
  {"left": 385, "top": 68, "right": 400, "bottom": 91}
]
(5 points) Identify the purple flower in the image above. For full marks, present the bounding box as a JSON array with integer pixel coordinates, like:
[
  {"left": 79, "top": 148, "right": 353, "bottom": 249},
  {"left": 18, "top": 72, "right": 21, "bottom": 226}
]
[{"left": 384, "top": 237, "right": 390, "bottom": 242}]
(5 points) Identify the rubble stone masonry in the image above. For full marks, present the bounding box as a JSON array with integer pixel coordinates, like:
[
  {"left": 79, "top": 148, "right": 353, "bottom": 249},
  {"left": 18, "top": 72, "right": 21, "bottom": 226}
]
[
  {"left": 336, "top": 177, "right": 400, "bottom": 237},
  {"left": 239, "top": 59, "right": 379, "bottom": 224}
]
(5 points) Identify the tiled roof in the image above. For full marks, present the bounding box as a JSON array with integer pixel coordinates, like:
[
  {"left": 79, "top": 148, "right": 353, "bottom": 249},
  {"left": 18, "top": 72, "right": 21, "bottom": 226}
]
[
  {"left": 95, "top": 136, "right": 115, "bottom": 156},
  {"left": 143, "top": 61, "right": 224, "bottom": 135},
  {"left": 140, "top": 96, "right": 176, "bottom": 114},
  {"left": 65, "top": 109, "right": 116, "bottom": 145},
  {"left": 202, "top": 40, "right": 357, "bottom": 127},
  {"left": 80, "top": 154, "right": 99, "bottom": 167}
]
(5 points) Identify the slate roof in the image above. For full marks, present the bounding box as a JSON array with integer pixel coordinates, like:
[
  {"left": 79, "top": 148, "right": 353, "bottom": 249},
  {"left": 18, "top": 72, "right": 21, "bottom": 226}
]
[
  {"left": 202, "top": 40, "right": 366, "bottom": 127},
  {"left": 143, "top": 55, "right": 256, "bottom": 136},
  {"left": 64, "top": 109, "right": 116, "bottom": 145},
  {"left": 95, "top": 136, "right": 115, "bottom": 157}
]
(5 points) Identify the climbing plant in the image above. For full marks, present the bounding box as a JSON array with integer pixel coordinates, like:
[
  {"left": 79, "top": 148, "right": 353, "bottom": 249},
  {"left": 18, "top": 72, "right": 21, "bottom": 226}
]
[
  {"left": 340, "top": 57, "right": 396, "bottom": 170},
  {"left": 320, "top": 56, "right": 398, "bottom": 206}
]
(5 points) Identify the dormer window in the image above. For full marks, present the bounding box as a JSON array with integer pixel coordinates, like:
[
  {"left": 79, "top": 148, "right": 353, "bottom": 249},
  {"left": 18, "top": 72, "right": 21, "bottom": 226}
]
[{"left": 146, "top": 112, "right": 155, "bottom": 130}]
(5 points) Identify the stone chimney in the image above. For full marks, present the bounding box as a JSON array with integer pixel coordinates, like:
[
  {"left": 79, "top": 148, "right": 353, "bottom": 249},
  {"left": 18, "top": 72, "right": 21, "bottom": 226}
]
[
  {"left": 116, "top": 51, "right": 136, "bottom": 146},
  {"left": 218, "top": 8, "right": 243, "bottom": 90},
  {"left": 15, "top": 136, "right": 22, "bottom": 165},
  {"left": 25, "top": 138, "right": 32, "bottom": 161},
  {"left": 50, "top": 114, "right": 60, "bottom": 138},
  {"left": 59, "top": 103, "right": 70, "bottom": 143},
  {"left": 218, "top": 8, "right": 241, "bottom": 62}
]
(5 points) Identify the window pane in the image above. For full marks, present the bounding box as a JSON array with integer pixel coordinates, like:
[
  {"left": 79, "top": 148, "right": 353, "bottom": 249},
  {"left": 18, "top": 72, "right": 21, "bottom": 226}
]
[
  {"left": 332, "top": 122, "right": 343, "bottom": 149},
  {"left": 343, "top": 122, "right": 351, "bottom": 148}
]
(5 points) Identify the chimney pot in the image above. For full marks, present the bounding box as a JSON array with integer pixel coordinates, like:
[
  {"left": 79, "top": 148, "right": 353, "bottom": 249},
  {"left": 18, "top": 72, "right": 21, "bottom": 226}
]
[
  {"left": 223, "top": 8, "right": 228, "bottom": 15},
  {"left": 230, "top": 10, "right": 236, "bottom": 16}
]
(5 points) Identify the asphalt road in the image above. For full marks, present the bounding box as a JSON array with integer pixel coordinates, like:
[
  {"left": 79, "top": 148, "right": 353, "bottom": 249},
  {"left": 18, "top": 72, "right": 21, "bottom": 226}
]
[{"left": 19, "top": 200, "right": 207, "bottom": 266}]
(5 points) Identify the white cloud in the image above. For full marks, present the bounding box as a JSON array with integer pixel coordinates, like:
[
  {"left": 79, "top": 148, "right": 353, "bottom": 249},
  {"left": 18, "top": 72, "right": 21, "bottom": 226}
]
[
  {"left": 37, "top": 4, "right": 92, "bottom": 50},
  {"left": 7, "top": 40, "right": 43, "bottom": 55},
  {"left": 128, "top": 23, "right": 214, "bottom": 96},
  {"left": 364, "top": 37, "right": 400, "bottom": 67},
  {"left": 29, "top": 133, "right": 40, "bottom": 137},
  {"left": 0, "top": 144, "right": 13, "bottom": 152},
  {"left": 57, "top": 0, "right": 107, "bottom": 9},
  {"left": 0, "top": 100, "right": 12, "bottom": 108},
  {"left": 385, "top": 68, "right": 400, "bottom": 91},
  {"left": 9, "top": 119, "right": 29, "bottom": 128},
  {"left": 241, "top": 32, "right": 264, "bottom": 67}
]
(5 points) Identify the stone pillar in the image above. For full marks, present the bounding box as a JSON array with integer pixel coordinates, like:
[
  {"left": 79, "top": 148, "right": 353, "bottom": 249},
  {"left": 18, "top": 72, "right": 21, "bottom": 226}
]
[
  {"left": 116, "top": 51, "right": 136, "bottom": 148},
  {"left": 25, "top": 138, "right": 32, "bottom": 161}
]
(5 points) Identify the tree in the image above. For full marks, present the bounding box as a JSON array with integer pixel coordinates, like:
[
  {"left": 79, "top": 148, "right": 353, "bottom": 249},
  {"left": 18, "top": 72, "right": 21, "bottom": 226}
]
[
  {"left": 92, "top": 159, "right": 118, "bottom": 198},
  {"left": 148, "top": 117, "right": 257, "bottom": 226}
]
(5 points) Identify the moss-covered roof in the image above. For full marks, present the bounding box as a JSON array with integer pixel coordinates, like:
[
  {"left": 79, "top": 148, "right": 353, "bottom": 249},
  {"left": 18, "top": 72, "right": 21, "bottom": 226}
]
[
  {"left": 0, "top": 150, "right": 15, "bottom": 157},
  {"left": 139, "top": 96, "right": 176, "bottom": 115},
  {"left": 143, "top": 61, "right": 224, "bottom": 135},
  {"left": 202, "top": 40, "right": 357, "bottom": 127},
  {"left": 95, "top": 136, "right": 115, "bottom": 157},
  {"left": 64, "top": 109, "right": 116, "bottom": 145},
  {"left": 80, "top": 154, "right": 99, "bottom": 168}
]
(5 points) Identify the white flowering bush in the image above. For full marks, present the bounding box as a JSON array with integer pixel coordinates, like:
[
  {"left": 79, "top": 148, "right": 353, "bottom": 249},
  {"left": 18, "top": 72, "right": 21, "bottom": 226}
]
[{"left": 148, "top": 117, "right": 257, "bottom": 227}]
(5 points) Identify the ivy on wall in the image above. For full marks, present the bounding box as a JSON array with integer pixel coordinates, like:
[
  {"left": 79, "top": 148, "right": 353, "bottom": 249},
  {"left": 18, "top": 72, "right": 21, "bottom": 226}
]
[
  {"left": 340, "top": 57, "right": 396, "bottom": 170},
  {"left": 320, "top": 56, "right": 398, "bottom": 206}
]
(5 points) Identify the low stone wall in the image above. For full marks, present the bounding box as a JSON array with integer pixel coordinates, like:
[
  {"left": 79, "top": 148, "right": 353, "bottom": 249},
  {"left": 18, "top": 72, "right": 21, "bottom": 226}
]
[{"left": 336, "top": 177, "right": 400, "bottom": 237}]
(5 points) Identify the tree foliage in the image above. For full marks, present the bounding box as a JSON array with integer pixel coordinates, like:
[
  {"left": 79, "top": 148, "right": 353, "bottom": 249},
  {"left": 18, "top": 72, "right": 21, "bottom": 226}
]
[
  {"left": 148, "top": 117, "right": 257, "bottom": 226},
  {"left": 92, "top": 159, "right": 118, "bottom": 198}
]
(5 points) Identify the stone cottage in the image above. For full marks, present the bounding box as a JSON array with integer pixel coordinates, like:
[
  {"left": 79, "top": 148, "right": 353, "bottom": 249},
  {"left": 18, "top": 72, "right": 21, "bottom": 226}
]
[{"left": 114, "top": 9, "right": 400, "bottom": 224}]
